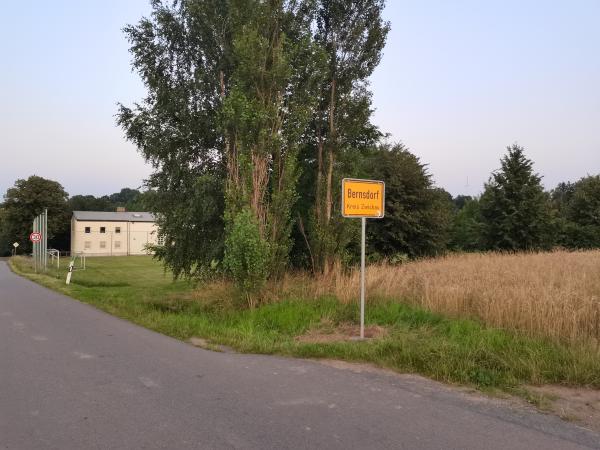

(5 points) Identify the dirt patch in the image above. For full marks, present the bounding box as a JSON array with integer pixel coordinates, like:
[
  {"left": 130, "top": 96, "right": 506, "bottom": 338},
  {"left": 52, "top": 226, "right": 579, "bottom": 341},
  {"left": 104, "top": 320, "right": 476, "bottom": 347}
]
[
  {"left": 526, "top": 385, "right": 600, "bottom": 431},
  {"left": 296, "top": 322, "right": 388, "bottom": 343}
]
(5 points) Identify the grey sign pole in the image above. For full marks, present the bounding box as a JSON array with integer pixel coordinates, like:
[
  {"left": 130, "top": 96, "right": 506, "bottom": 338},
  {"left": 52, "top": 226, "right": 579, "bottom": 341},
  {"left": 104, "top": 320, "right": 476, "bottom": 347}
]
[
  {"left": 33, "top": 216, "right": 37, "bottom": 273},
  {"left": 36, "top": 215, "right": 40, "bottom": 272},
  {"left": 31, "top": 211, "right": 48, "bottom": 272},
  {"left": 36, "top": 215, "right": 39, "bottom": 272},
  {"left": 44, "top": 208, "right": 48, "bottom": 271},
  {"left": 360, "top": 217, "right": 366, "bottom": 339},
  {"left": 37, "top": 216, "right": 39, "bottom": 271}
]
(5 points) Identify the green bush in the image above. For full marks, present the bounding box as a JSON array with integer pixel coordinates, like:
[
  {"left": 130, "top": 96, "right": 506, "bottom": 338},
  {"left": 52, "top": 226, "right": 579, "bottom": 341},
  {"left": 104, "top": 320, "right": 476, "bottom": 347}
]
[
  {"left": 224, "top": 209, "right": 270, "bottom": 302},
  {"left": 559, "top": 221, "right": 600, "bottom": 249}
]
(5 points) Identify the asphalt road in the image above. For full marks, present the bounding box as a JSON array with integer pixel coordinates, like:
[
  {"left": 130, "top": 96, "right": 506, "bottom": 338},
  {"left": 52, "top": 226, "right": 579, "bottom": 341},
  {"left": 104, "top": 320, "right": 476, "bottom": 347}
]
[{"left": 1, "top": 261, "right": 599, "bottom": 450}]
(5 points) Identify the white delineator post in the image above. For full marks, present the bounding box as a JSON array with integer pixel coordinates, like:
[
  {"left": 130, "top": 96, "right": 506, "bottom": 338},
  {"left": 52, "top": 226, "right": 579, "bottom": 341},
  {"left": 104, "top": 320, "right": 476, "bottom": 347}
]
[
  {"left": 66, "top": 261, "right": 74, "bottom": 285},
  {"left": 360, "top": 217, "right": 366, "bottom": 339}
]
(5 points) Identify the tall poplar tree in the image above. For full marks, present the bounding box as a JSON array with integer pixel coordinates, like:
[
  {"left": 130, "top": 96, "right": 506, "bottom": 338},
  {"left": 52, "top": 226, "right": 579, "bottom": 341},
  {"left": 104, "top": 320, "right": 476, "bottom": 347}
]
[
  {"left": 222, "top": 0, "right": 324, "bottom": 286},
  {"left": 308, "top": 0, "right": 390, "bottom": 272}
]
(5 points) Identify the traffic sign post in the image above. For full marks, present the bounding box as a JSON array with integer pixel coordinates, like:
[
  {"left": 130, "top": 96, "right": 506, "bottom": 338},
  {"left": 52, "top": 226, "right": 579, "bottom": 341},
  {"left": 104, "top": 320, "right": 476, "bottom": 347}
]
[
  {"left": 341, "top": 178, "right": 385, "bottom": 339},
  {"left": 32, "top": 217, "right": 38, "bottom": 272},
  {"left": 44, "top": 208, "right": 48, "bottom": 270},
  {"left": 30, "top": 209, "right": 48, "bottom": 273}
]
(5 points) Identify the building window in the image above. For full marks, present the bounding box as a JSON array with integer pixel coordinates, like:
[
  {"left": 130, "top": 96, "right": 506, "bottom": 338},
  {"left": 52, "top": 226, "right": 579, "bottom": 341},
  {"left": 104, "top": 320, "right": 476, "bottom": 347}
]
[
  {"left": 84, "top": 241, "right": 91, "bottom": 249},
  {"left": 100, "top": 227, "right": 106, "bottom": 234},
  {"left": 100, "top": 241, "right": 106, "bottom": 249},
  {"left": 157, "top": 235, "right": 164, "bottom": 246},
  {"left": 115, "top": 227, "right": 121, "bottom": 234},
  {"left": 85, "top": 227, "right": 91, "bottom": 234},
  {"left": 114, "top": 241, "right": 121, "bottom": 249}
]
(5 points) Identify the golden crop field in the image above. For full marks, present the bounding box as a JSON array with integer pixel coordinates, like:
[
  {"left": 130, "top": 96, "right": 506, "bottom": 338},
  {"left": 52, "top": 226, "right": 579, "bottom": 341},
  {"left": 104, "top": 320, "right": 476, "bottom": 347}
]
[{"left": 313, "top": 250, "right": 600, "bottom": 345}]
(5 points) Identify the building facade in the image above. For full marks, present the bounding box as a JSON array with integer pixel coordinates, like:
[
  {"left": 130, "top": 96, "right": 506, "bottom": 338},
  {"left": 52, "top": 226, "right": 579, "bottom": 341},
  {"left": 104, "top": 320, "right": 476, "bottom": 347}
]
[{"left": 71, "top": 211, "right": 159, "bottom": 257}]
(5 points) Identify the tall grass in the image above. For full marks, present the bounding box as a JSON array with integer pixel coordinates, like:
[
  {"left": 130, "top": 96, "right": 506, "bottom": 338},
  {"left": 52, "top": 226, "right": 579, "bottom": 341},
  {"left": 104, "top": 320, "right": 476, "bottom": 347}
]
[{"left": 307, "top": 250, "right": 600, "bottom": 345}]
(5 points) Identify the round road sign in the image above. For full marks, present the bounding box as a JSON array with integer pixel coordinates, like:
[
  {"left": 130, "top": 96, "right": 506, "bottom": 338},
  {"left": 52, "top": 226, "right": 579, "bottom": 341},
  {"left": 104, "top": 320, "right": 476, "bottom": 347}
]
[{"left": 29, "top": 232, "right": 42, "bottom": 243}]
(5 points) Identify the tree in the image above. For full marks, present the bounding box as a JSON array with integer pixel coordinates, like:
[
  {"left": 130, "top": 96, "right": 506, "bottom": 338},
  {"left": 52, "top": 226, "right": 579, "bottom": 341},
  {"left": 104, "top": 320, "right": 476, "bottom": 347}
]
[
  {"left": 150, "top": 173, "right": 225, "bottom": 279},
  {"left": 68, "top": 195, "right": 113, "bottom": 212},
  {"left": 222, "top": 0, "right": 325, "bottom": 282},
  {"left": 565, "top": 175, "right": 600, "bottom": 227},
  {"left": 549, "top": 181, "right": 576, "bottom": 215},
  {"left": 118, "top": 1, "right": 324, "bottom": 282},
  {"left": 118, "top": 1, "right": 391, "bottom": 284},
  {"left": 69, "top": 188, "right": 148, "bottom": 213},
  {"left": 449, "top": 197, "right": 484, "bottom": 251},
  {"left": 554, "top": 175, "right": 600, "bottom": 248},
  {"left": 308, "top": 0, "right": 390, "bottom": 271},
  {"left": 108, "top": 188, "right": 141, "bottom": 207},
  {"left": 117, "top": 0, "right": 231, "bottom": 278},
  {"left": 364, "top": 144, "right": 453, "bottom": 259},
  {"left": 0, "top": 206, "right": 11, "bottom": 256},
  {"left": 2, "top": 176, "right": 70, "bottom": 252},
  {"left": 453, "top": 195, "right": 473, "bottom": 211},
  {"left": 125, "top": 189, "right": 157, "bottom": 212},
  {"left": 479, "top": 145, "right": 553, "bottom": 251}
]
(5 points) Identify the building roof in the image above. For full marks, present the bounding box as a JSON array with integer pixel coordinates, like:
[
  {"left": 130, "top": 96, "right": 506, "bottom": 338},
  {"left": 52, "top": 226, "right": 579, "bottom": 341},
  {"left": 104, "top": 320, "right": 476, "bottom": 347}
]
[{"left": 72, "top": 211, "right": 156, "bottom": 222}]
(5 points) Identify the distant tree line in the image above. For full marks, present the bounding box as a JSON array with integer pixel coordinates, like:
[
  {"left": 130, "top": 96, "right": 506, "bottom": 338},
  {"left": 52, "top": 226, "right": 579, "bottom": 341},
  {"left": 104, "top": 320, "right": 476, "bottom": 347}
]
[
  {"left": 0, "top": 180, "right": 151, "bottom": 255},
  {"left": 1, "top": 146, "right": 598, "bottom": 265},
  {"left": 449, "top": 145, "right": 600, "bottom": 253},
  {"left": 69, "top": 188, "right": 151, "bottom": 213}
]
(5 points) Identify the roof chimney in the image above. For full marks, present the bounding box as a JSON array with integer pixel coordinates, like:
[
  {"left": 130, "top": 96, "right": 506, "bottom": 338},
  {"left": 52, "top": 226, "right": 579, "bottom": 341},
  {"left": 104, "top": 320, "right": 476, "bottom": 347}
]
[{"left": 116, "top": 207, "right": 126, "bottom": 212}]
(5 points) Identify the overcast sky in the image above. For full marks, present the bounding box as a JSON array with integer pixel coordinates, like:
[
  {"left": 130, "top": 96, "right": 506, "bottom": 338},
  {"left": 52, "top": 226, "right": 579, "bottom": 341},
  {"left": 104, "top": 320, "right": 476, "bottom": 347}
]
[{"left": 1, "top": 0, "right": 598, "bottom": 198}]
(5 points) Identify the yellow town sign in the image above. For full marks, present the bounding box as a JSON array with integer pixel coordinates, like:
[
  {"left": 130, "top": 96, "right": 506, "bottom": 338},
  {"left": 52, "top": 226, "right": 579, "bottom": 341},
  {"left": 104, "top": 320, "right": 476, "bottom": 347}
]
[{"left": 341, "top": 178, "right": 385, "bottom": 218}]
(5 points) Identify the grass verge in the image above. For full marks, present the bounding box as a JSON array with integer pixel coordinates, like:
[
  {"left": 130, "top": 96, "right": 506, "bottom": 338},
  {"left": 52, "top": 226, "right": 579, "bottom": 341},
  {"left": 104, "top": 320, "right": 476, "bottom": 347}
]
[{"left": 8, "top": 255, "right": 600, "bottom": 393}]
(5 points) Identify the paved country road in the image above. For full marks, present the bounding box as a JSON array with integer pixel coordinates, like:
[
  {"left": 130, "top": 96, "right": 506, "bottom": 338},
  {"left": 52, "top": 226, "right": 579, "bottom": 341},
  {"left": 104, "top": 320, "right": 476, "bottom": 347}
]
[{"left": 1, "top": 261, "right": 599, "bottom": 450}]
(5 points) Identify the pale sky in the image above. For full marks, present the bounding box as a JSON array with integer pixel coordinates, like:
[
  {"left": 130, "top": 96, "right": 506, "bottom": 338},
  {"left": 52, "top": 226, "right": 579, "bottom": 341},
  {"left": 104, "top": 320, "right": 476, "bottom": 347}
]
[{"left": 1, "top": 0, "right": 598, "bottom": 198}]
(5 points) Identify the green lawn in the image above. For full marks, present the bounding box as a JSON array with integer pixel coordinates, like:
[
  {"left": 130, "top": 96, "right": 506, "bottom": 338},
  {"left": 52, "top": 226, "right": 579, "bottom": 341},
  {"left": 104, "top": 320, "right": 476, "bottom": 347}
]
[{"left": 9, "top": 255, "right": 600, "bottom": 394}]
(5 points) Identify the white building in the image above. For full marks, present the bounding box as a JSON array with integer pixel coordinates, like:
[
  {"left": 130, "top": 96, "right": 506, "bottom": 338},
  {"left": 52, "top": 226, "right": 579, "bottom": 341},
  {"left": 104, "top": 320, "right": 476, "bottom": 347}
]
[{"left": 71, "top": 211, "right": 159, "bottom": 257}]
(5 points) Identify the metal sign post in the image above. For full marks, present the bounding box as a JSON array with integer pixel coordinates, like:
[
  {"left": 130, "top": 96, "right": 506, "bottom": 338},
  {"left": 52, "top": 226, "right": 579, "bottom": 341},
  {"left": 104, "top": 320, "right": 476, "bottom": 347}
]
[
  {"left": 341, "top": 178, "right": 385, "bottom": 339},
  {"left": 32, "top": 217, "right": 38, "bottom": 272},
  {"left": 30, "top": 209, "right": 48, "bottom": 272},
  {"left": 44, "top": 208, "right": 47, "bottom": 271},
  {"left": 360, "top": 217, "right": 366, "bottom": 338}
]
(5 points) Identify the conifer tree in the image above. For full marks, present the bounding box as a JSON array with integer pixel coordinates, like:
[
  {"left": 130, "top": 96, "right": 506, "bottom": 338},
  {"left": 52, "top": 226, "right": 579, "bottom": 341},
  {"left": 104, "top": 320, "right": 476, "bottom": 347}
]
[{"left": 479, "top": 145, "right": 553, "bottom": 250}]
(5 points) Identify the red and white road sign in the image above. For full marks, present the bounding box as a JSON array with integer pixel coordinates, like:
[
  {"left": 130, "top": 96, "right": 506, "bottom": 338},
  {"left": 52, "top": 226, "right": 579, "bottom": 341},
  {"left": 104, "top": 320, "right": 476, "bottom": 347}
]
[{"left": 29, "top": 232, "right": 42, "bottom": 243}]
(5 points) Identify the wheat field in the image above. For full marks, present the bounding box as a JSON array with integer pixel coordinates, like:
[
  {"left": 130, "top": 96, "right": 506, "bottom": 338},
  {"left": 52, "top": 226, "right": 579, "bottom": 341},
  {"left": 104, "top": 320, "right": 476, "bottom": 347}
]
[{"left": 308, "top": 250, "right": 600, "bottom": 345}]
